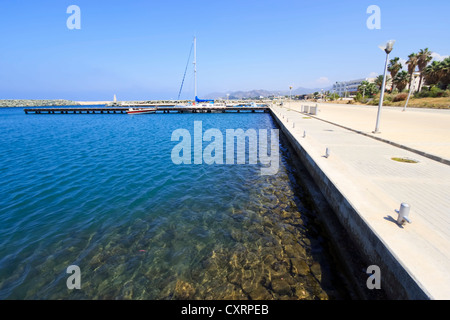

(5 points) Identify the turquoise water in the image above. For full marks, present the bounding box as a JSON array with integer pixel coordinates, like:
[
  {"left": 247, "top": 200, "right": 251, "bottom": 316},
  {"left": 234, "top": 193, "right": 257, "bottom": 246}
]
[{"left": 0, "top": 107, "right": 351, "bottom": 299}]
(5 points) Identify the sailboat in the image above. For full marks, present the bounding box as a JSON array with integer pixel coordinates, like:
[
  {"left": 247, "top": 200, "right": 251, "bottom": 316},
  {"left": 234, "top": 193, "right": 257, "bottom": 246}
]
[{"left": 178, "top": 37, "right": 225, "bottom": 108}]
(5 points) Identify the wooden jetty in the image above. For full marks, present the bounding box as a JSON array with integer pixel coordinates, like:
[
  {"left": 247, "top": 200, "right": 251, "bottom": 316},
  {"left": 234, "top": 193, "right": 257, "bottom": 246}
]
[{"left": 24, "top": 106, "right": 270, "bottom": 114}]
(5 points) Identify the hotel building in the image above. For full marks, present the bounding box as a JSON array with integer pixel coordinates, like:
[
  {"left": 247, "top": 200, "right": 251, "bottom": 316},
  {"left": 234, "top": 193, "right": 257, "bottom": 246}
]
[{"left": 332, "top": 78, "right": 377, "bottom": 97}]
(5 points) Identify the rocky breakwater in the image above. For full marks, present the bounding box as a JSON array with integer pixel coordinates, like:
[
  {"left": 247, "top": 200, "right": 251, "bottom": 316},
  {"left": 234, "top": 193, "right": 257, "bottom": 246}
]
[{"left": 0, "top": 99, "right": 80, "bottom": 107}]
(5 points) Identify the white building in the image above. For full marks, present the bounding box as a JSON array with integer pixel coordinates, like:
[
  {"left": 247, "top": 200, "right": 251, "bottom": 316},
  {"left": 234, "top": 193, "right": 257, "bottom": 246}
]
[{"left": 332, "top": 78, "right": 376, "bottom": 97}]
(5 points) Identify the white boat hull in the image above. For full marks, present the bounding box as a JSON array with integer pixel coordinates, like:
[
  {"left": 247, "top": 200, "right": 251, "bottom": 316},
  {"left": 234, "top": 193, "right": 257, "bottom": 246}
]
[{"left": 126, "top": 108, "right": 157, "bottom": 114}]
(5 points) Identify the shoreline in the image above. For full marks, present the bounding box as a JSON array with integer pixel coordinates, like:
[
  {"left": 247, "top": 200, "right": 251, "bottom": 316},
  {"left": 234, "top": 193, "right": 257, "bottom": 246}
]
[{"left": 1, "top": 98, "right": 450, "bottom": 110}]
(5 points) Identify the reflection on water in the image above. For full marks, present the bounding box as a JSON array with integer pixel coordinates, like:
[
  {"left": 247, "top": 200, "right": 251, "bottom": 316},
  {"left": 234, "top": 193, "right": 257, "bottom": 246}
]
[{"left": 0, "top": 110, "right": 352, "bottom": 299}]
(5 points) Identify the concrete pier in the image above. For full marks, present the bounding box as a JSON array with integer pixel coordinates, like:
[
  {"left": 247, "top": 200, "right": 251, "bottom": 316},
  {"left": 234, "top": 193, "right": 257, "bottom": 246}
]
[
  {"left": 23, "top": 106, "right": 269, "bottom": 114},
  {"left": 270, "top": 102, "right": 450, "bottom": 299}
]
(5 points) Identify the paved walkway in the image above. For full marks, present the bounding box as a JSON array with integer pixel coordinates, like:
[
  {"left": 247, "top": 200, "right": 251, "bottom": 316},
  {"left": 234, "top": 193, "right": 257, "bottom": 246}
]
[
  {"left": 299, "top": 102, "right": 450, "bottom": 162},
  {"left": 271, "top": 103, "right": 450, "bottom": 299}
]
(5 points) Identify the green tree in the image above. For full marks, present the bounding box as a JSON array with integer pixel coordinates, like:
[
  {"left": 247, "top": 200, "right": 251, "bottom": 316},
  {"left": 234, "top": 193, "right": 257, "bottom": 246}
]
[
  {"left": 423, "top": 57, "right": 450, "bottom": 89},
  {"left": 328, "top": 93, "right": 340, "bottom": 101},
  {"left": 406, "top": 53, "right": 419, "bottom": 91},
  {"left": 423, "top": 60, "right": 442, "bottom": 86},
  {"left": 358, "top": 81, "right": 378, "bottom": 97},
  {"left": 388, "top": 57, "right": 402, "bottom": 91},
  {"left": 393, "top": 70, "right": 409, "bottom": 92},
  {"left": 440, "top": 57, "right": 450, "bottom": 89},
  {"left": 417, "top": 48, "right": 433, "bottom": 91},
  {"left": 375, "top": 75, "right": 391, "bottom": 91}
]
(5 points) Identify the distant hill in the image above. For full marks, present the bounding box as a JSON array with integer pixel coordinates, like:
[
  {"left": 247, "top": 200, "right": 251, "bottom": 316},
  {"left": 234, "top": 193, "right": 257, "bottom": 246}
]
[{"left": 204, "top": 86, "right": 332, "bottom": 99}]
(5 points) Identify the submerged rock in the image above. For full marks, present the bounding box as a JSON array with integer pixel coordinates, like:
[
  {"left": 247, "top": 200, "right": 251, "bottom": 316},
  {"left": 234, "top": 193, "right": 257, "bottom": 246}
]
[
  {"left": 293, "top": 283, "right": 310, "bottom": 300},
  {"left": 249, "top": 285, "right": 273, "bottom": 300},
  {"left": 290, "top": 258, "right": 309, "bottom": 276},
  {"left": 173, "top": 280, "right": 196, "bottom": 300},
  {"left": 270, "top": 278, "right": 292, "bottom": 296},
  {"left": 310, "top": 262, "right": 322, "bottom": 282}
]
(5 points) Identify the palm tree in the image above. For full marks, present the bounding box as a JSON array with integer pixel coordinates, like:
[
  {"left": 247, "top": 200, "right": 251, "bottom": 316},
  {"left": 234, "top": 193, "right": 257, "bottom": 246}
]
[
  {"left": 441, "top": 57, "right": 450, "bottom": 88},
  {"left": 393, "top": 71, "right": 409, "bottom": 92},
  {"left": 374, "top": 74, "right": 391, "bottom": 91},
  {"left": 423, "top": 60, "right": 442, "bottom": 86},
  {"left": 417, "top": 48, "right": 433, "bottom": 91},
  {"left": 358, "top": 81, "right": 378, "bottom": 97},
  {"left": 423, "top": 57, "right": 450, "bottom": 89},
  {"left": 406, "top": 53, "right": 419, "bottom": 92},
  {"left": 388, "top": 57, "right": 402, "bottom": 91}
]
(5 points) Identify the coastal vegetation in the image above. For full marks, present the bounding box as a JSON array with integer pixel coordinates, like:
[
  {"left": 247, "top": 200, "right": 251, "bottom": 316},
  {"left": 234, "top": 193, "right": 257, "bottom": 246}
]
[{"left": 352, "top": 48, "right": 450, "bottom": 109}]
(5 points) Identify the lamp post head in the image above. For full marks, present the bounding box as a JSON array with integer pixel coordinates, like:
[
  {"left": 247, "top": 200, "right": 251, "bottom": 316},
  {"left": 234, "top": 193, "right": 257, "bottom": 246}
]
[{"left": 378, "top": 40, "right": 396, "bottom": 54}]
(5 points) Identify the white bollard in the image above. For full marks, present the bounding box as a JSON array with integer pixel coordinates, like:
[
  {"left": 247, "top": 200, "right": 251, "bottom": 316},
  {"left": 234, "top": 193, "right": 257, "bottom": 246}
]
[{"left": 396, "top": 203, "right": 412, "bottom": 225}]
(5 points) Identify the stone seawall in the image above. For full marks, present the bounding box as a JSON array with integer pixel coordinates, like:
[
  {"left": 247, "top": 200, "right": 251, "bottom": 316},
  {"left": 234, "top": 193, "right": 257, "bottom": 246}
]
[
  {"left": 0, "top": 100, "right": 81, "bottom": 107},
  {"left": 270, "top": 107, "right": 430, "bottom": 299}
]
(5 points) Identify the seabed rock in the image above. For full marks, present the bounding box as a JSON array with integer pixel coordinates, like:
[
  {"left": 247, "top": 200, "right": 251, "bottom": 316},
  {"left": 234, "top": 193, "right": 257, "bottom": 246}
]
[
  {"left": 270, "top": 278, "right": 292, "bottom": 296},
  {"left": 249, "top": 285, "right": 273, "bottom": 300},
  {"left": 310, "top": 262, "right": 322, "bottom": 282},
  {"left": 290, "top": 258, "right": 310, "bottom": 276},
  {"left": 173, "top": 279, "right": 196, "bottom": 300}
]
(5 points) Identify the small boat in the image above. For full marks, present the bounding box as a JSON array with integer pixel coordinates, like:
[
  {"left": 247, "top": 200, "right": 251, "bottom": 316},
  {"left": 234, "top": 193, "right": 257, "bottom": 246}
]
[{"left": 126, "top": 107, "right": 157, "bottom": 114}]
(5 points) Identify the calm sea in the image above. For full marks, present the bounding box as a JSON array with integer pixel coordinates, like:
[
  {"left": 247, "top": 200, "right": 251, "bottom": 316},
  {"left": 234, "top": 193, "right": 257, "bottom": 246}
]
[{"left": 0, "top": 107, "right": 352, "bottom": 299}]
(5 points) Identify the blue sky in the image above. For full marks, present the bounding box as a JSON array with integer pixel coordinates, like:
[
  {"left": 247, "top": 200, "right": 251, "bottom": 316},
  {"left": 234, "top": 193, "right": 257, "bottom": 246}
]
[{"left": 0, "top": 0, "right": 449, "bottom": 100}]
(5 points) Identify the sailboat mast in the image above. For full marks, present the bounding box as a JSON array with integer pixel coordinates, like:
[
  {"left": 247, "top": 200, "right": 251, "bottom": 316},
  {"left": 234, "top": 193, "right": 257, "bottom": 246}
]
[{"left": 193, "top": 37, "right": 197, "bottom": 100}]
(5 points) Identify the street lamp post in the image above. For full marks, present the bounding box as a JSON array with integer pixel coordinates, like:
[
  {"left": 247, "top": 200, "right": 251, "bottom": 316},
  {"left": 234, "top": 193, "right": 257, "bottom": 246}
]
[
  {"left": 289, "top": 86, "right": 293, "bottom": 108},
  {"left": 374, "top": 40, "right": 395, "bottom": 134}
]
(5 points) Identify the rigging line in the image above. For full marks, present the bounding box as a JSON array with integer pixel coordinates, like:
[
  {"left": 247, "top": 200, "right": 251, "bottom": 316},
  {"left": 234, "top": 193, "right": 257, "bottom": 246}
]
[{"left": 177, "top": 40, "right": 194, "bottom": 100}]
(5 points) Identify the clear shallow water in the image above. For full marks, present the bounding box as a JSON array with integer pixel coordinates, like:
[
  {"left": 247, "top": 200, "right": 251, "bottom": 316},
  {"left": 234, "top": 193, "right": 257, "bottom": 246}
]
[{"left": 0, "top": 108, "right": 351, "bottom": 299}]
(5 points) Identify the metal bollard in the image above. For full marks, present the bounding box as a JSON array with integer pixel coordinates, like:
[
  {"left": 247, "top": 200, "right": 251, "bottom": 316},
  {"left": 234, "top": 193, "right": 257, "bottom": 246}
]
[{"left": 396, "top": 203, "right": 412, "bottom": 225}]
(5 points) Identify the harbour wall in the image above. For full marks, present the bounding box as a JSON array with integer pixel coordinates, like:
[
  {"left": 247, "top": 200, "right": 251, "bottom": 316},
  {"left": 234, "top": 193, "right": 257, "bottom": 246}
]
[{"left": 270, "top": 108, "right": 429, "bottom": 300}]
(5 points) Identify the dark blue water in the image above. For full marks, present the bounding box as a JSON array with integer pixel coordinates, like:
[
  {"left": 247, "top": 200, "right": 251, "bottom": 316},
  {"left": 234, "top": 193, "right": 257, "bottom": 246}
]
[{"left": 0, "top": 107, "right": 350, "bottom": 299}]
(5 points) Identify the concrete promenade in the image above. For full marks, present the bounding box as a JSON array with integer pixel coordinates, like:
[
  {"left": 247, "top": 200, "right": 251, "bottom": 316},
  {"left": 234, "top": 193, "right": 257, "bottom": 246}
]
[
  {"left": 306, "top": 102, "right": 450, "bottom": 163},
  {"left": 270, "top": 102, "right": 450, "bottom": 299}
]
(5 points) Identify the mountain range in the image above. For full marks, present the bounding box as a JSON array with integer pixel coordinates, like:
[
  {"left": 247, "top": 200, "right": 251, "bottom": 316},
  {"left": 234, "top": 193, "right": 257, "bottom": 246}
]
[{"left": 204, "top": 86, "right": 332, "bottom": 99}]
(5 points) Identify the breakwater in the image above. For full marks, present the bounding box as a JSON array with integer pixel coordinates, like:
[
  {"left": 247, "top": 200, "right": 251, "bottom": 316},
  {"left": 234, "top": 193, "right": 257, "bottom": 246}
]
[{"left": 0, "top": 99, "right": 81, "bottom": 108}]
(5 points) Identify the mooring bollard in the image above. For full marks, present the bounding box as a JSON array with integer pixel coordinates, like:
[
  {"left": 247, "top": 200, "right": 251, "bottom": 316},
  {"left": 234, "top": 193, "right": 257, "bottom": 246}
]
[
  {"left": 325, "top": 148, "right": 330, "bottom": 158},
  {"left": 395, "top": 203, "right": 412, "bottom": 226}
]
